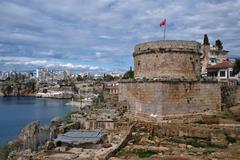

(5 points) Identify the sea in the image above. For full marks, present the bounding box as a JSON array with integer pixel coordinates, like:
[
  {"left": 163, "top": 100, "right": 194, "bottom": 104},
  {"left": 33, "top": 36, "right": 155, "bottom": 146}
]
[{"left": 0, "top": 96, "right": 77, "bottom": 145}]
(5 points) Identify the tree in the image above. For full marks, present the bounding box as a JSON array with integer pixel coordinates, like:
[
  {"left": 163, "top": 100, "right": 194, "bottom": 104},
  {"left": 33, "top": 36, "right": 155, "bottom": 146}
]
[
  {"left": 215, "top": 39, "right": 223, "bottom": 50},
  {"left": 203, "top": 34, "right": 210, "bottom": 45},
  {"left": 233, "top": 58, "right": 240, "bottom": 76},
  {"left": 76, "top": 75, "right": 83, "bottom": 81},
  {"left": 103, "top": 74, "right": 114, "bottom": 81},
  {"left": 122, "top": 67, "right": 134, "bottom": 79},
  {"left": 92, "top": 91, "right": 105, "bottom": 108}
]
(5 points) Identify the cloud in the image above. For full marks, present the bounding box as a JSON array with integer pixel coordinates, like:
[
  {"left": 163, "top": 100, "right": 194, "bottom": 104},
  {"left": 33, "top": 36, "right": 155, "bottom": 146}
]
[
  {"left": 95, "top": 52, "right": 103, "bottom": 57},
  {"left": 99, "top": 35, "right": 115, "bottom": 40},
  {"left": 0, "top": 56, "right": 104, "bottom": 72},
  {"left": 0, "top": 0, "right": 240, "bottom": 72}
]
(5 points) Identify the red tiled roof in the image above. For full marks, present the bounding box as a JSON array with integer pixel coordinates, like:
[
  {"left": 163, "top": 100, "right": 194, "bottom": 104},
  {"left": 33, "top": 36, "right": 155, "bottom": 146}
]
[{"left": 207, "top": 60, "right": 234, "bottom": 69}]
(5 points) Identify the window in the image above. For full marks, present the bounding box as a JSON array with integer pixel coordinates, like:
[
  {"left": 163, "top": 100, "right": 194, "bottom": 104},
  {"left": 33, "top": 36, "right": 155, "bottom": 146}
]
[
  {"left": 209, "top": 58, "right": 217, "bottom": 63},
  {"left": 207, "top": 71, "right": 217, "bottom": 77},
  {"left": 230, "top": 71, "right": 235, "bottom": 77},
  {"left": 220, "top": 71, "right": 226, "bottom": 77},
  {"left": 138, "top": 60, "right": 140, "bottom": 66}
]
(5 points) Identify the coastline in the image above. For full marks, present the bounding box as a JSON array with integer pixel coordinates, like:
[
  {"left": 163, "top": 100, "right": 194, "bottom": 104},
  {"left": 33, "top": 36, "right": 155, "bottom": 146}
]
[
  {"left": 0, "top": 96, "right": 77, "bottom": 146},
  {"left": 65, "top": 100, "right": 92, "bottom": 107},
  {"left": 0, "top": 93, "right": 74, "bottom": 99}
]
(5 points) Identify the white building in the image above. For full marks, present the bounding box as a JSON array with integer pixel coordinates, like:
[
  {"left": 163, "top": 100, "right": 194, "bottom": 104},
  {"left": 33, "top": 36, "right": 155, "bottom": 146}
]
[
  {"left": 207, "top": 60, "right": 239, "bottom": 83},
  {"left": 201, "top": 45, "right": 228, "bottom": 76}
]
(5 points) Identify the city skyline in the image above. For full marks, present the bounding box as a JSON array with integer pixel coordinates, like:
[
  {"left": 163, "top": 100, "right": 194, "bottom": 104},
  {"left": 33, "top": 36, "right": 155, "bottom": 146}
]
[{"left": 0, "top": 0, "right": 240, "bottom": 72}]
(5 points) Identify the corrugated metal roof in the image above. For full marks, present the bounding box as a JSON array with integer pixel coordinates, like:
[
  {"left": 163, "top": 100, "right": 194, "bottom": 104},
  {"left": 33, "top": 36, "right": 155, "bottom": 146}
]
[{"left": 54, "top": 129, "right": 106, "bottom": 144}]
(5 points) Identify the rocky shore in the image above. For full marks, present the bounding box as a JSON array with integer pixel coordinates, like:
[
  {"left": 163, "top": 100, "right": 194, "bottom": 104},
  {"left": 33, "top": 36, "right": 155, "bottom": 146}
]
[
  {"left": 65, "top": 99, "right": 92, "bottom": 108},
  {"left": 2, "top": 104, "right": 240, "bottom": 160},
  {"left": 36, "top": 91, "right": 75, "bottom": 99},
  {"left": 0, "top": 81, "right": 36, "bottom": 96}
]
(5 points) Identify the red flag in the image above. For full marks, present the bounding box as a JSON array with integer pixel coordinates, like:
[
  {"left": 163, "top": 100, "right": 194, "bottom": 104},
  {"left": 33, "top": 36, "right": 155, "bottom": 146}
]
[{"left": 160, "top": 19, "right": 166, "bottom": 27}]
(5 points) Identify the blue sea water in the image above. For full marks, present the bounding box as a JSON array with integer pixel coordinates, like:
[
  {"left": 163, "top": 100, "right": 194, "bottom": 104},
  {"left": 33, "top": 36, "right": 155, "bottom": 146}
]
[{"left": 0, "top": 96, "right": 77, "bottom": 145}]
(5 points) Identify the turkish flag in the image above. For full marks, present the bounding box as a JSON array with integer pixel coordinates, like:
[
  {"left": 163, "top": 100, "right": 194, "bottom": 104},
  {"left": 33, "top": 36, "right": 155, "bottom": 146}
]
[{"left": 160, "top": 19, "right": 166, "bottom": 27}]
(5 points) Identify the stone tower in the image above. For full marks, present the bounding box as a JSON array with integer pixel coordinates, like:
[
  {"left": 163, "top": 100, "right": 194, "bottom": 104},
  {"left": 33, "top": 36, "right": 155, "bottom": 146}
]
[
  {"left": 119, "top": 40, "right": 221, "bottom": 117},
  {"left": 134, "top": 40, "right": 201, "bottom": 79}
]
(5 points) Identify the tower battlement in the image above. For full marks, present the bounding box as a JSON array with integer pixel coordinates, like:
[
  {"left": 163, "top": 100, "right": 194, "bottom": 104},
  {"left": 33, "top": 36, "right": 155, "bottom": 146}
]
[{"left": 133, "top": 40, "right": 201, "bottom": 56}]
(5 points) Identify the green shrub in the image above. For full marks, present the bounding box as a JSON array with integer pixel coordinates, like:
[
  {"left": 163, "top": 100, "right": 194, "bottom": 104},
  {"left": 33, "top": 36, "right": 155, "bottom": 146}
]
[
  {"left": 225, "top": 135, "right": 237, "bottom": 143},
  {"left": 207, "top": 143, "right": 227, "bottom": 149},
  {"left": 223, "top": 110, "right": 232, "bottom": 117},
  {"left": 137, "top": 151, "right": 156, "bottom": 158},
  {"left": 139, "top": 128, "right": 148, "bottom": 133},
  {"left": 186, "top": 139, "right": 205, "bottom": 148},
  {"left": 194, "top": 120, "right": 206, "bottom": 124},
  {"left": 186, "top": 138, "right": 227, "bottom": 149},
  {"left": 203, "top": 148, "right": 216, "bottom": 155}
]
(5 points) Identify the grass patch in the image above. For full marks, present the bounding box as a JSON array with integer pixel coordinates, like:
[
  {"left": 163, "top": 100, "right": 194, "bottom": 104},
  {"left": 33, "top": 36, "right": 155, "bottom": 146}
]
[
  {"left": 137, "top": 151, "right": 156, "bottom": 158},
  {"left": 222, "top": 110, "right": 233, "bottom": 118},
  {"left": 223, "top": 110, "right": 232, "bottom": 116}
]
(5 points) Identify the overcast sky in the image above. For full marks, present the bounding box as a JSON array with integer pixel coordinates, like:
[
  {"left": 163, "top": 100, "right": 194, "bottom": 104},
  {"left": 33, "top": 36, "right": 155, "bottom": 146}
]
[{"left": 0, "top": 0, "right": 239, "bottom": 73}]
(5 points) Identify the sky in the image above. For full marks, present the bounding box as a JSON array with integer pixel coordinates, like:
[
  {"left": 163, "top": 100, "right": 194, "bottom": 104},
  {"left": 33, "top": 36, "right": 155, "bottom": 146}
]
[{"left": 0, "top": 0, "right": 240, "bottom": 73}]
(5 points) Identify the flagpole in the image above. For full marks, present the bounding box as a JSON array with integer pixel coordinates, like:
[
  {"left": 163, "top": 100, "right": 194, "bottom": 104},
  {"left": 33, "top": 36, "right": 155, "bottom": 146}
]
[
  {"left": 160, "top": 18, "right": 166, "bottom": 40},
  {"left": 164, "top": 20, "right": 166, "bottom": 40}
]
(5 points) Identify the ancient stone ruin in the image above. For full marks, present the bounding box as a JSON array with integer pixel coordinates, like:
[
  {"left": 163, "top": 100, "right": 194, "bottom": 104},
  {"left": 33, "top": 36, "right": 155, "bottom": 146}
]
[{"left": 119, "top": 40, "right": 221, "bottom": 117}]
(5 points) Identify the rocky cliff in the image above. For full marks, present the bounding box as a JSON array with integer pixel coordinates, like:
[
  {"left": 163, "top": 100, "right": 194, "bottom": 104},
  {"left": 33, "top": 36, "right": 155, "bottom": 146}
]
[
  {"left": 0, "top": 80, "right": 36, "bottom": 96},
  {"left": 12, "top": 120, "right": 50, "bottom": 151}
]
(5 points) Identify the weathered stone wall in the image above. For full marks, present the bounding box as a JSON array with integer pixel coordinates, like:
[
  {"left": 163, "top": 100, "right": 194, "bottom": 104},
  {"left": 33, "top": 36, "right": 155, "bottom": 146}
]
[
  {"left": 220, "top": 83, "right": 240, "bottom": 108},
  {"left": 133, "top": 40, "right": 201, "bottom": 79},
  {"left": 153, "top": 123, "right": 240, "bottom": 146},
  {"left": 221, "top": 83, "right": 238, "bottom": 108},
  {"left": 119, "top": 80, "right": 221, "bottom": 116},
  {"left": 235, "top": 85, "right": 240, "bottom": 104}
]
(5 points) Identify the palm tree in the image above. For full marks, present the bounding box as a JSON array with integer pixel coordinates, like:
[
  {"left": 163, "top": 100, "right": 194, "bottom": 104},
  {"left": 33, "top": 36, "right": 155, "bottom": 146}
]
[{"left": 233, "top": 58, "right": 240, "bottom": 76}]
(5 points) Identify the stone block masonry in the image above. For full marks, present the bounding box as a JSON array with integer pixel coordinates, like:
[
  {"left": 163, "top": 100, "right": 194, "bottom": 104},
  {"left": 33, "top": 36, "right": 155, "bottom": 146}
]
[
  {"left": 236, "top": 85, "right": 240, "bottom": 104},
  {"left": 134, "top": 40, "right": 201, "bottom": 79},
  {"left": 119, "top": 80, "right": 221, "bottom": 116}
]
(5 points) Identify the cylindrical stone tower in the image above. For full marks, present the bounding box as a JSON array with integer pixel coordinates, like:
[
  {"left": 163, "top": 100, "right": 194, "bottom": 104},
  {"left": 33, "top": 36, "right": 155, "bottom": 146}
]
[
  {"left": 133, "top": 40, "right": 201, "bottom": 79},
  {"left": 119, "top": 40, "right": 221, "bottom": 117}
]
